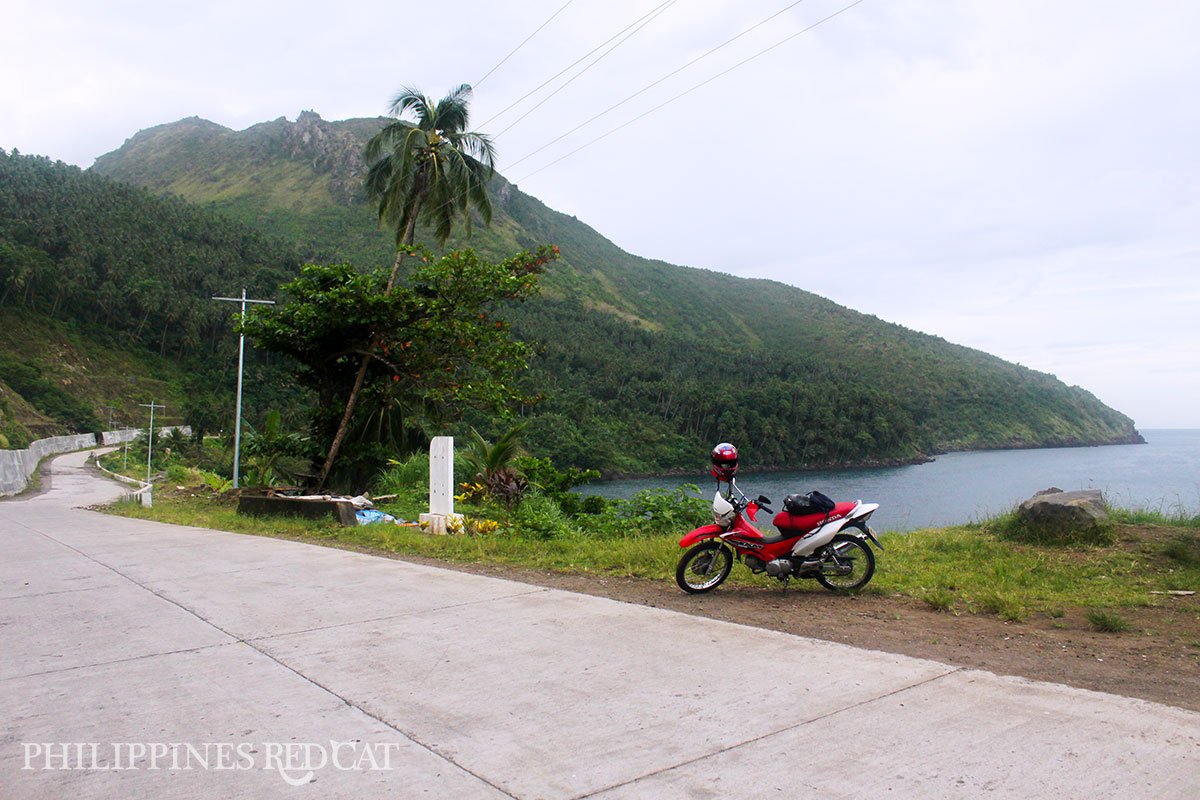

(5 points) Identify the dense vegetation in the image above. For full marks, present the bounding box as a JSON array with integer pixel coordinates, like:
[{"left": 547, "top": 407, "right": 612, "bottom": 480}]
[
  {"left": 0, "top": 356, "right": 102, "bottom": 434},
  {"left": 0, "top": 150, "right": 308, "bottom": 439},
  {"left": 0, "top": 149, "right": 299, "bottom": 358},
  {"left": 4, "top": 132, "right": 1142, "bottom": 476}
]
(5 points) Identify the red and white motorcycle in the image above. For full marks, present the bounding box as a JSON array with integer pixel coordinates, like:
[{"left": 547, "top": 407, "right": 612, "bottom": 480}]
[{"left": 675, "top": 443, "right": 883, "bottom": 594}]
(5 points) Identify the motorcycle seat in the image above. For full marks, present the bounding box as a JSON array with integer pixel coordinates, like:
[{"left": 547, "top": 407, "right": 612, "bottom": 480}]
[
  {"left": 773, "top": 501, "right": 858, "bottom": 533},
  {"left": 751, "top": 531, "right": 803, "bottom": 546}
]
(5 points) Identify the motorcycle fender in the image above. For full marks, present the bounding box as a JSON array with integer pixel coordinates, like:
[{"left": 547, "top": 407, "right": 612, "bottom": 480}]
[
  {"left": 861, "top": 525, "right": 885, "bottom": 549},
  {"left": 846, "top": 503, "right": 884, "bottom": 549},
  {"left": 678, "top": 524, "right": 725, "bottom": 549}
]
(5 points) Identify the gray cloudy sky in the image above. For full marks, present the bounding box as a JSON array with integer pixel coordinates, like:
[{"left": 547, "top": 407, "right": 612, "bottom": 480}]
[{"left": 3, "top": 0, "right": 1197, "bottom": 427}]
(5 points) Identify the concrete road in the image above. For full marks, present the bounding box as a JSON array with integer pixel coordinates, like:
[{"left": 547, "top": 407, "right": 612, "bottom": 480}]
[{"left": 2, "top": 451, "right": 1196, "bottom": 799}]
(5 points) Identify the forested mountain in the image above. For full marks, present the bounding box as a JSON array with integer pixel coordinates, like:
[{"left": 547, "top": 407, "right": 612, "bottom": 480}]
[
  {"left": 3, "top": 119, "right": 1142, "bottom": 474},
  {"left": 0, "top": 150, "right": 305, "bottom": 446}
]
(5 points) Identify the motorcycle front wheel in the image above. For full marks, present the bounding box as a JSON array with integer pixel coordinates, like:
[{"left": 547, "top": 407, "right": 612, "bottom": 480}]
[
  {"left": 815, "top": 533, "right": 876, "bottom": 592},
  {"left": 675, "top": 541, "right": 733, "bottom": 594}
]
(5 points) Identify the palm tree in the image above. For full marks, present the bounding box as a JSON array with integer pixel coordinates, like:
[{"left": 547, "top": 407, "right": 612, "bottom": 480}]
[
  {"left": 463, "top": 424, "right": 528, "bottom": 509},
  {"left": 365, "top": 84, "right": 497, "bottom": 289},
  {"left": 314, "top": 84, "right": 496, "bottom": 489}
]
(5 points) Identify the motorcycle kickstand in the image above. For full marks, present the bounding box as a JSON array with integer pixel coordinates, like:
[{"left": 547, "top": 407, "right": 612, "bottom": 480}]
[{"left": 780, "top": 575, "right": 790, "bottom": 594}]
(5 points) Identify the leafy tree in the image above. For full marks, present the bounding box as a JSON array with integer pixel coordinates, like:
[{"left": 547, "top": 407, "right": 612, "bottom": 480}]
[
  {"left": 180, "top": 375, "right": 229, "bottom": 442},
  {"left": 315, "top": 84, "right": 498, "bottom": 489},
  {"left": 241, "top": 245, "right": 556, "bottom": 489}
]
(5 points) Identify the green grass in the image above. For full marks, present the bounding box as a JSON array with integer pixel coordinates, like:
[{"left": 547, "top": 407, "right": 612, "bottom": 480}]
[
  {"left": 879, "top": 521, "right": 1200, "bottom": 610},
  {"left": 105, "top": 492, "right": 1200, "bottom": 616},
  {"left": 920, "top": 587, "right": 956, "bottom": 613},
  {"left": 111, "top": 493, "right": 682, "bottom": 579},
  {"left": 1111, "top": 507, "right": 1200, "bottom": 528}
]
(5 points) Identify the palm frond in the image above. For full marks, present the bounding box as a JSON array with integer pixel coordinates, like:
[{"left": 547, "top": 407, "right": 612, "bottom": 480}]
[
  {"left": 485, "top": 423, "right": 526, "bottom": 473},
  {"left": 369, "top": 84, "right": 498, "bottom": 248},
  {"left": 433, "top": 84, "right": 474, "bottom": 133},
  {"left": 388, "top": 87, "right": 433, "bottom": 123}
]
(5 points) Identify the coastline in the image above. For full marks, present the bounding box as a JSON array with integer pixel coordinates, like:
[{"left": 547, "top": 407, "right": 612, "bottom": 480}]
[{"left": 596, "top": 431, "right": 1147, "bottom": 482}]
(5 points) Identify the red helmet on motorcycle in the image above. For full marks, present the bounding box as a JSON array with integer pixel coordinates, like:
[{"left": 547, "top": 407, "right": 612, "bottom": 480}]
[{"left": 710, "top": 442, "right": 739, "bottom": 481}]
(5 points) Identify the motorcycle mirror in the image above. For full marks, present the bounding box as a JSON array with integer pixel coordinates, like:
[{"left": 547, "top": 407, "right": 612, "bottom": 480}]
[{"left": 757, "top": 495, "right": 772, "bottom": 506}]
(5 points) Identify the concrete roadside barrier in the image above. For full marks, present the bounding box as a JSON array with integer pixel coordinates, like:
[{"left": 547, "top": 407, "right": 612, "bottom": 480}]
[{"left": 0, "top": 427, "right": 189, "bottom": 498}]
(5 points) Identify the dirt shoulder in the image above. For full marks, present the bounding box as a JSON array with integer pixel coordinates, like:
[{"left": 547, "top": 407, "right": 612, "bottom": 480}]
[{"left": 387, "top": 552, "right": 1200, "bottom": 712}]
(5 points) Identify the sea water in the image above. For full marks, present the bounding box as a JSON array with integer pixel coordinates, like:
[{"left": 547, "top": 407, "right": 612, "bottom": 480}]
[{"left": 578, "top": 429, "right": 1200, "bottom": 531}]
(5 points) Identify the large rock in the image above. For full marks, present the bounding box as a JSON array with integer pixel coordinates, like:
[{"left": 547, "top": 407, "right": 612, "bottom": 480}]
[{"left": 1015, "top": 488, "right": 1112, "bottom": 544}]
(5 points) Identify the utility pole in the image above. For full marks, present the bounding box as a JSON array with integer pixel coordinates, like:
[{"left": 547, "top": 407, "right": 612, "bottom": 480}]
[
  {"left": 213, "top": 288, "right": 275, "bottom": 489},
  {"left": 138, "top": 401, "right": 165, "bottom": 485}
]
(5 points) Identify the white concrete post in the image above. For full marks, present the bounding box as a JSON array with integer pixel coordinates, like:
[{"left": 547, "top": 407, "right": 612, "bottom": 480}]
[{"left": 420, "top": 436, "right": 464, "bottom": 535}]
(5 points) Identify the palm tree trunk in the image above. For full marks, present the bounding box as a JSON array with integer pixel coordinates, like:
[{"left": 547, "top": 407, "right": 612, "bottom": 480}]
[
  {"left": 314, "top": 210, "right": 421, "bottom": 490},
  {"left": 387, "top": 204, "right": 420, "bottom": 289}
]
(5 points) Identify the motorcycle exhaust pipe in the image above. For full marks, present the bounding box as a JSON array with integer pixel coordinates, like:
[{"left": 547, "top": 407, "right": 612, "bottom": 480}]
[{"left": 767, "top": 557, "right": 825, "bottom": 577}]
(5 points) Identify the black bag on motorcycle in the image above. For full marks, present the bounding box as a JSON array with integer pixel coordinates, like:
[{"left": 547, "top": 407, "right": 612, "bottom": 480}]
[{"left": 783, "top": 490, "right": 836, "bottom": 515}]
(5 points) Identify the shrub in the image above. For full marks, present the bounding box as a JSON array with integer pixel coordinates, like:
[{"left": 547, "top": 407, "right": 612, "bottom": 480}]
[
  {"left": 199, "top": 470, "right": 233, "bottom": 494},
  {"left": 555, "top": 492, "right": 582, "bottom": 517},
  {"left": 373, "top": 452, "right": 430, "bottom": 496},
  {"left": 976, "top": 590, "right": 1027, "bottom": 622},
  {"left": 579, "top": 495, "right": 608, "bottom": 515},
  {"left": 511, "top": 493, "right": 575, "bottom": 540},
  {"left": 1162, "top": 532, "right": 1200, "bottom": 566},
  {"left": 465, "top": 517, "right": 501, "bottom": 536},
  {"left": 990, "top": 509, "right": 1116, "bottom": 547},
  {"left": 165, "top": 464, "right": 191, "bottom": 483},
  {"left": 581, "top": 485, "right": 707, "bottom": 538},
  {"left": 516, "top": 456, "right": 600, "bottom": 497},
  {"left": 1087, "top": 608, "right": 1131, "bottom": 633},
  {"left": 0, "top": 358, "right": 103, "bottom": 433}
]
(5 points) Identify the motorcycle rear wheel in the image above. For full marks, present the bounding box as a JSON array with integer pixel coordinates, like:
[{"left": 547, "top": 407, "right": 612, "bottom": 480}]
[
  {"left": 815, "top": 533, "right": 875, "bottom": 592},
  {"left": 676, "top": 541, "right": 733, "bottom": 594}
]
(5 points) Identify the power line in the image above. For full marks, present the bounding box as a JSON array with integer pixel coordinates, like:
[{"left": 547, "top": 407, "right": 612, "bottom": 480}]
[
  {"left": 392, "top": 1, "right": 865, "bottom": 235},
  {"left": 475, "top": 0, "right": 578, "bottom": 89},
  {"left": 505, "top": 0, "right": 815, "bottom": 172},
  {"left": 480, "top": 0, "right": 677, "bottom": 131},
  {"left": 492, "top": 0, "right": 679, "bottom": 139},
  {"left": 516, "top": 0, "right": 868, "bottom": 183}
]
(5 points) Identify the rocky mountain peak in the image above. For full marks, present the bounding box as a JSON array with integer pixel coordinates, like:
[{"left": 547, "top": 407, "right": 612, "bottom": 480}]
[{"left": 280, "top": 111, "right": 369, "bottom": 204}]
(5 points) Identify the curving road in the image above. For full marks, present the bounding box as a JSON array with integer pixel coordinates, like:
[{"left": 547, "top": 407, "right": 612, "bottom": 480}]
[{"left": 2, "top": 450, "right": 1197, "bottom": 798}]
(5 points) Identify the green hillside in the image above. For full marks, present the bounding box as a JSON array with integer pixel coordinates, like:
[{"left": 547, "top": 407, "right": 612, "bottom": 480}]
[
  {"left": 4, "top": 124, "right": 1142, "bottom": 475},
  {"left": 0, "top": 150, "right": 307, "bottom": 447},
  {"left": 0, "top": 308, "right": 190, "bottom": 447}
]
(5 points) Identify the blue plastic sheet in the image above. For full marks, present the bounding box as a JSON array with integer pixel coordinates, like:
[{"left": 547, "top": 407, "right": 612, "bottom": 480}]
[{"left": 355, "top": 509, "right": 396, "bottom": 525}]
